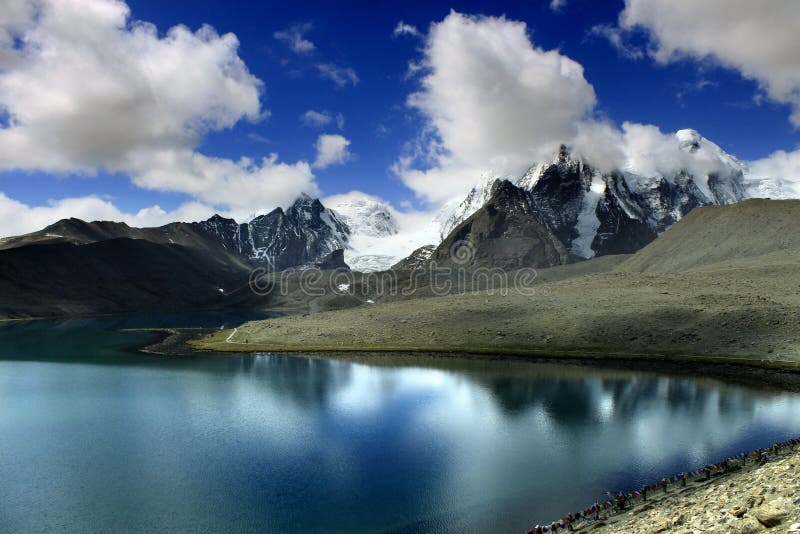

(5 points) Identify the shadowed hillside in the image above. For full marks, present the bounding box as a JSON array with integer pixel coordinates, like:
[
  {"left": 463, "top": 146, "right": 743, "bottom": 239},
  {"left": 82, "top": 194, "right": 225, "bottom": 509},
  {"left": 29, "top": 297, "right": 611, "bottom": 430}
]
[
  {"left": 0, "top": 239, "right": 252, "bottom": 318},
  {"left": 618, "top": 198, "right": 800, "bottom": 272}
]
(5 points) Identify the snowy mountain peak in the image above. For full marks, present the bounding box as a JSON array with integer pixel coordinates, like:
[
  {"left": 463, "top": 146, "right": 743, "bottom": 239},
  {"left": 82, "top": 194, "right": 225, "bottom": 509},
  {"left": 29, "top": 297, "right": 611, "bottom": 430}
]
[
  {"left": 517, "top": 162, "right": 547, "bottom": 190},
  {"left": 323, "top": 193, "right": 409, "bottom": 272},
  {"left": 437, "top": 129, "right": 749, "bottom": 260},
  {"left": 288, "top": 193, "right": 321, "bottom": 214},
  {"left": 327, "top": 194, "right": 399, "bottom": 239},
  {"left": 437, "top": 175, "right": 504, "bottom": 239},
  {"left": 555, "top": 143, "right": 572, "bottom": 163},
  {"left": 676, "top": 128, "right": 702, "bottom": 152},
  {"left": 671, "top": 128, "right": 744, "bottom": 174}
]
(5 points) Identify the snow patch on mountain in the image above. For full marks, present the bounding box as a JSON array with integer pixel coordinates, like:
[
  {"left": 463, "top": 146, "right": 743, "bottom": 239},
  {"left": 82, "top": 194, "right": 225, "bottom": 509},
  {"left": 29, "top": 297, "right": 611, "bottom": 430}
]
[
  {"left": 744, "top": 175, "right": 800, "bottom": 199},
  {"left": 436, "top": 171, "right": 506, "bottom": 240},
  {"left": 516, "top": 162, "right": 547, "bottom": 190},
  {"left": 570, "top": 172, "right": 604, "bottom": 258},
  {"left": 343, "top": 213, "right": 439, "bottom": 272},
  {"left": 324, "top": 192, "right": 437, "bottom": 272}
]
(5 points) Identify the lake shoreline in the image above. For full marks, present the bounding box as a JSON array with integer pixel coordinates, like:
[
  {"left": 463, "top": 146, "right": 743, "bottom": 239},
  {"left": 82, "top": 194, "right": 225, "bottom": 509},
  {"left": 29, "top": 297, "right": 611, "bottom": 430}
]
[
  {"left": 588, "top": 442, "right": 800, "bottom": 533},
  {"left": 126, "top": 327, "right": 218, "bottom": 356},
  {"left": 139, "top": 327, "right": 800, "bottom": 393}
]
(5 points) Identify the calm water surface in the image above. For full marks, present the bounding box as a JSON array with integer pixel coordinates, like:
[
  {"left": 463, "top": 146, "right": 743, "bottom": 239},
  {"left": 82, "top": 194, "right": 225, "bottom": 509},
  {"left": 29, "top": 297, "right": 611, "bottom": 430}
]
[{"left": 1, "top": 314, "right": 800, "bottom": 533}]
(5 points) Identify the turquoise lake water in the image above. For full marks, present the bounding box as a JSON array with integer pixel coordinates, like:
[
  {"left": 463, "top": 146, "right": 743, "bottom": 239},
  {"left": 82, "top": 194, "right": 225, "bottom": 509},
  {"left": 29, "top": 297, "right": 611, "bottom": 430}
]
[{"left": 1, "top": 314, "right": 799, "bottom": 533}]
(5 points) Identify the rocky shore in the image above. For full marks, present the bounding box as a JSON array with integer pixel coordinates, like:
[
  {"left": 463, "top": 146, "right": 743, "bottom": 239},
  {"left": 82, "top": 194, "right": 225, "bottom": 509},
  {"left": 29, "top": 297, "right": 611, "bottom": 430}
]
[
  {"left": 529, "top": 440, "right": 800, "bottom": 533},
  {"left": 598, "top": 449, "right": 800, "bottom": 533},
  {"left": 124, "top": 327, "right": 217, "bottom": 356}
]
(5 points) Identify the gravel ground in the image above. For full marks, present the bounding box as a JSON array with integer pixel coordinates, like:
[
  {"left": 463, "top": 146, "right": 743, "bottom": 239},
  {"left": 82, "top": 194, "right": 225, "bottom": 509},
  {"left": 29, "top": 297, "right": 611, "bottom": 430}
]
[
  {"left": 593, "top": 445, "right": 800, "bottom": 534},
  {"left": 193, "top": 262, "right": 800, "bottom": 371}
]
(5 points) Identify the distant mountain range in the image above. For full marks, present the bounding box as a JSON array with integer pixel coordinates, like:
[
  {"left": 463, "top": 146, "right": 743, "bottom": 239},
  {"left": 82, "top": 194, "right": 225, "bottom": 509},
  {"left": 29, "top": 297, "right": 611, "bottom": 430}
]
[
  {"left": 0, "top": 194, "right": 353, "bottom": 271},
  {"left": 0, "top": 128, "right": 779, "bottom": 317}
]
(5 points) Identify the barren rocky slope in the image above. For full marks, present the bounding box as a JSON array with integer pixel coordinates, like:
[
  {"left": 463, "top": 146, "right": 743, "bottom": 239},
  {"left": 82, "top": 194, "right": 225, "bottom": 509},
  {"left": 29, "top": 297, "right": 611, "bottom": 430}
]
[
  {"left": 195, "top": 262, "right": 800, "bottom": 368},
  {"left": 619, "top": 199, "right": 800, "bottom": 273},
  {"left": 595, "top": 447, "right": 800, "bottom": 534},
  {"left": 195, "top": 200, "right": 800, "bottom": 369}
]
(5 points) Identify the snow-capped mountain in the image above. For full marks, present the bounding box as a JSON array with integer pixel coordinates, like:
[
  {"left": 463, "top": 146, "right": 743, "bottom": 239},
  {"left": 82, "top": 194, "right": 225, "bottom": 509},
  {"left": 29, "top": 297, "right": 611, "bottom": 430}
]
[
  {"left": 742, "top": 151, "right": 800, "bottom": 200},
  {"left": 437, "top": 129, "right": 749, "bottom": 259},
  {"left": 198, "top": 194, "right": 351, "bottom": 270},
  {"left": 199, "top": 191, "right": 422, "bottom": 273},
  {"left": 325, "top": 194, "right": 409, "bottom": 272},
  {"left": 328, "top": 195, "right": 398, "bottom": 238},
  {"left": 197, "top": 192, "right": 431, "bottom": 273},
  {"left": 436, "top": 171, "right": 508, "bottom": 240},
  {"left": 5, "top": 129, "right": 758, "bottom": 275},
  {"left": 744, "top": 176, "right": 800, "bottom": 199},
  {"left": 432, "top": 179, "right": 570, "bottom": 270}
]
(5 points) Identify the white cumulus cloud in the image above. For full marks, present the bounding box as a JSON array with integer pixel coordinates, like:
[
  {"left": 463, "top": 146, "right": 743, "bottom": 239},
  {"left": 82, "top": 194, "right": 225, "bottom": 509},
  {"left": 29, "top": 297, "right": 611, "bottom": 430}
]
[
  {"left": 129, "top": 150, "right": 318, "bottom": 221},
  {"left": 0, "top": 0, "right": 263, "bottom": 172},
  {"left": 394, "top": 10, "right": 768, "bottom": 210},
  {"left": 313, "top": 134, "right": 352, "bottom": 169},
  {"left": 0, "top": 192, "right": 215, "bottom": 237},
  {"left": 615, "top": 0, "right": 800, "bottom": 126},
  {"left": 0, "top": 0, "right": 319, "bottom": 220},
  {"left": 394, "top": 11, "right": 597, "bottom": 204}
]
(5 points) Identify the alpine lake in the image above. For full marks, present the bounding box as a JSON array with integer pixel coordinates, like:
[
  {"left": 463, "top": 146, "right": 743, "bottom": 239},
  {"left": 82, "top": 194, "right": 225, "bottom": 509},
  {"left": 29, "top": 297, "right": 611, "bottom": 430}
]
[{"left": 2, "top": 313, "right": 799, "bottom": 533}]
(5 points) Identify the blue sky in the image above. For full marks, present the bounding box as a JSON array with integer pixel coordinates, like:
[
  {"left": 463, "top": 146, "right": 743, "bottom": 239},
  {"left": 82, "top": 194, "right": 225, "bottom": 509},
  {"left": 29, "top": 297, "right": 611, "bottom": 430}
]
[
  {"left": 126, "top": 0, "right": 799, "bottom": 204},
  {"left": 1, "top": 0, "right": 799, "bottom": 234}
]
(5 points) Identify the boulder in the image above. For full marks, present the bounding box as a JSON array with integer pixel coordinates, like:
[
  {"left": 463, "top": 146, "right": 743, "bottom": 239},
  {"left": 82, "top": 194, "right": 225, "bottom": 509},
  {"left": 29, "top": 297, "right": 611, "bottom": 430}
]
[{"left": 754, "top": 504, "right": 787, "bottom": 527}]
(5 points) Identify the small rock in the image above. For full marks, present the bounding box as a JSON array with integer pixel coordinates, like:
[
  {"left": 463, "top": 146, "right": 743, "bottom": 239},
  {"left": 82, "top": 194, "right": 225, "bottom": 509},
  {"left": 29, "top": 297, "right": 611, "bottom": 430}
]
[
  {"left": 651, "top": 519, "right": 671, "bottom": 533},
  {"left": 737, "top": 517, "right": 762, "bottom": 534},
  {"left": 754, "top": 505, "right": 787, "bottom": 527},
  {"left": 729, "top": 505, "right": 747, "bottom": 518}
]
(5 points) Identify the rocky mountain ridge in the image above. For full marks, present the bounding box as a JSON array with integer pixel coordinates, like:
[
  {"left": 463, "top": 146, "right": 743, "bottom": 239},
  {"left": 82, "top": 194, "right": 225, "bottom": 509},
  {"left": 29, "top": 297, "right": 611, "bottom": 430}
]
[
  {"left": 431, "top": 180, "right": 571, "bottom": 270},
  {"left": 1, "top": 194, "right": 353, "bottom": 272},
  {"left": 435, "top": 129, "right": 749, "bottom": 262},
  {"left": 197, "top": 194, "right": 351, "bottom": 270},
  {"left": 0, "top": 129, "right": 765, "bottom": 276}
]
